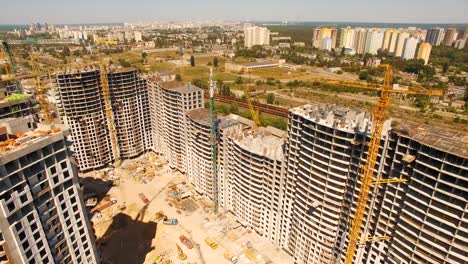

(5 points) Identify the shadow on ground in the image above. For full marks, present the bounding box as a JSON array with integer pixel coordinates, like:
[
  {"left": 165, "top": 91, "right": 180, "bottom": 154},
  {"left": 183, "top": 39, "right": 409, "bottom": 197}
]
[
  {"left": 80, "top": 177, "right": 113, "bottom": 203},
  {"left": 97, "top": 213, "right": 157, "bottom": 264}
]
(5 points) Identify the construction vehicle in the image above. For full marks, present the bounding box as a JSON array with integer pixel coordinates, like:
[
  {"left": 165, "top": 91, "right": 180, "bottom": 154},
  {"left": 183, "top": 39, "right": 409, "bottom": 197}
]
[
  {"left": 224, "top": 251, "right": 239, "bottom": 263},
  {"left": 204, "top": 237, "right": 218, "bottom": 249},
  {"left": 139, "top": 193, "right": 149, "bottom": 204},
  {"left": 154, "top": 211, "right": 167, "bottom": 221},
  {"left": 343, "top": 64, "right": 441, "bottom": 264},
  {"left": 244, "top": 85, "right": 260, "bottom": 128},
  {"left": 163, "top": 218, "right": 178, "bottom": 225},
  {"left": 179, "top": 235, "right": 194, "bottom": 249},
  {"left": 176, "top": 243, "right": 187, "bottom": 260},
  {"left": 90, "top": 196, "right": 117, "bottom": 214}
]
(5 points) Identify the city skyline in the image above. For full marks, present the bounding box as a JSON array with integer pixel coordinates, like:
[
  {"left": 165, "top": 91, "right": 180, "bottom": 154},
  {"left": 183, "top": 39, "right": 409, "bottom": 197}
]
[{"left": 1, "top": 0, "right": 467, "bottom": 24}]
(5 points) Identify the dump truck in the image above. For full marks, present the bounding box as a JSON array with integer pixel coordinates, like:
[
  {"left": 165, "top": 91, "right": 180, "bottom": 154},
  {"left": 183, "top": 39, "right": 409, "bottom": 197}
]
[
  {"left": 90, "top": 197, "right": 117, "bottom": 214},
  {"left": 224, "top": 251, "right": 239, "bottom": 263},
  {"left": 163, "top": 218, "right": 178, "bottom": 225},
  {"left": 179, "top": 235, "right": 194, "bottom": 249},
  {"left": 204, "top": 237, "right": 218, "bottom": 249},
  {"left": 154, "top": 211, "right": 167, "bottom": 221},
  {"left": 139, "top": 193, "right": 149, "bottom": 203}
]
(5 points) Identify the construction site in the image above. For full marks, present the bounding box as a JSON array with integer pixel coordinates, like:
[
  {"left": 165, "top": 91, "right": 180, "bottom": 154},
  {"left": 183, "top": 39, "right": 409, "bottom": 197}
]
[
  {"left": 0, "top": 35, "right": 466, "bottom": 264},
  {"left": 81, "top": 152, "right": 292, "bottom": 264}
]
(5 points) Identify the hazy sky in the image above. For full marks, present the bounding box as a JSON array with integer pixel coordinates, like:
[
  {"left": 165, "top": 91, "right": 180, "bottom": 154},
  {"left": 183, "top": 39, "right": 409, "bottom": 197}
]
[{"left": 1, "top": 0, "right": 467, "bottom": 24}]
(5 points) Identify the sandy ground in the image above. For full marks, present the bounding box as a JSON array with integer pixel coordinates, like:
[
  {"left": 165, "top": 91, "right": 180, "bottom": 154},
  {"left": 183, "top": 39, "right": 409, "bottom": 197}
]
[{"left": 81, "top": 153, "right": 293, "bottom": 264}]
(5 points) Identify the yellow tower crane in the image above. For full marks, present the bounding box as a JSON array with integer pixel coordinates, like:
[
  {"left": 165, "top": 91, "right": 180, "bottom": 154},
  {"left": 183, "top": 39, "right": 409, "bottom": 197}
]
[
  {"left": 99, "top": 59, "right": 121, "bottom": 167},
  {"left": 344, "top": 64, "right": 442, "bottom": 263},
  {"left": 30, "top": 55, "right": 53, "bottom": 124},
  {"left": 244, "top": 85, "right": 260, "bottom": 128}
]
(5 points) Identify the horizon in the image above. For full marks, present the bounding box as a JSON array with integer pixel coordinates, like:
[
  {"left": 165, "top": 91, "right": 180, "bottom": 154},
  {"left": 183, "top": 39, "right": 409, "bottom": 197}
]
[{"left": 2, "top": 0, "right": 467, "bottom": 25}]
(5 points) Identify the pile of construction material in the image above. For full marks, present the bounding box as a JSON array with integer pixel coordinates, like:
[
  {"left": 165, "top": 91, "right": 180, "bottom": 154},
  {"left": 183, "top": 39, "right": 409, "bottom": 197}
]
[{"left": 120, "top": 152, "right": 167, "bottom": 183}]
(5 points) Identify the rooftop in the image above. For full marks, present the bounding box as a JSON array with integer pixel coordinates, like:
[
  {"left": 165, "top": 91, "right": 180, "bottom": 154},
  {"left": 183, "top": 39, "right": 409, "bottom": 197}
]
[
  {"left": 235, "top": 128, "right": 285, "bottom": 161},
  {"left": 160, "top": 81, "right": 203, "bottom": 93},
  {"left": 393, "top": 120, "right": 468, "bottom": 159},
  {"left": 0, "top": 125, "right": 69, "bottom": 164}
]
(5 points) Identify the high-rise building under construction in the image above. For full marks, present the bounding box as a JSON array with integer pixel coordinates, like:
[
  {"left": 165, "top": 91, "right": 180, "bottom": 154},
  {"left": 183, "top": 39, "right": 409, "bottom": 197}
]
[
  {"left": 0, "top": 123, "right": 99, "bottom": 264},
  {"left": 54, "top": 67, "right": 150, "bottom": 171}
]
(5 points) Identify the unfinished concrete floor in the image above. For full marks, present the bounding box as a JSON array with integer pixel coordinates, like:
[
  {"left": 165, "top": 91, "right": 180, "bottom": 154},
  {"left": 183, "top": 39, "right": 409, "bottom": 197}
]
[{"left": 81, "top": 153, "right": 293, "bottom": 264}]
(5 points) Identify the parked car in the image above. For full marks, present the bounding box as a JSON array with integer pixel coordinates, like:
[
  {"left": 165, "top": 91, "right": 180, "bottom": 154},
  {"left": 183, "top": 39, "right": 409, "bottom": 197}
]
[
  {"left": 204, "top": 237, "right": 218, "bottom": 249},
  {"left": 139, "top": 193, "right": 149, "bottom": 204},
  {"left": 179, "top": 235, "right": 194, "bottom": 249},
  {"left": 163, "top": 218, "right": 178, "bottom": 225}
]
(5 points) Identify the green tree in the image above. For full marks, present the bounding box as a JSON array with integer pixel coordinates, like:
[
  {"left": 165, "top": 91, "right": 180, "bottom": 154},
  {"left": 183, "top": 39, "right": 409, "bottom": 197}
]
[
  {"left": 442, "top": 62, "right": 450, "bottom": 74},
  {"left": 213, "top": 57, "right": 219, "bottom": 67},
  {"left": 234, "top": 76, "right": 243, "bottom": 84},
  {"left": 142, "top": 52, "right": 148, "bottom": 64},
  {"left": 63, "top": 46, "right": 71, "bottom": 57},
  {"left": 190, "top": 55, "right": 195, "bottom": 67},
  {"left": 266, "top": 93, "right": 275, "bottom": 104},
  {"left": 359, "top": 70, "right": 369, "bottom": 81},
  {"left": 230, "top": 103, "right": 239, "bottom": 114},
  {"left": 175, "top": 74, "right": 182, "bottom": 81}
]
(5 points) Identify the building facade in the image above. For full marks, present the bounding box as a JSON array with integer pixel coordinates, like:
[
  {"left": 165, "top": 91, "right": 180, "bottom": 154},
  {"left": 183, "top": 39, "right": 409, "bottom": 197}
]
[
  {"left": 146, "top": 79, "right": 204, "bottom": 172},
  {"left": 0, "top": 127, "right": 99, "bottom": 264},
  {"left": 244, "top": 26, "right": 270, "bottom": 48},
  {"left": 402, "top": 37, "right": 418, "bottom": 60},
  {"left": 417, "top": 43, "right": 432, "bottom": 65},
  {"left": 54, "top": 68, "right": 150, "bottom": 171}
]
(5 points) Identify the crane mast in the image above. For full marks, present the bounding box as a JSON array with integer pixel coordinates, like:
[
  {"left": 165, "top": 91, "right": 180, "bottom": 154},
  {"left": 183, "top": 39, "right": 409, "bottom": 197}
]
[
  {"left": 99, "top": 60, "right": 120, "bottom": 167},
  {"left": 2, "top": 41, "right": 22, "bottom": 93},
  {"left": 30, "top": 55, "right": 52, "bottom": 124},
  {"left": 244, "top": 85, "right": 260, "bottom": 128},
  {"left": 209, "top": 68, "right": 219, "bottom": 214},
  {"left": 344, "top": 64, "right": 392, "bottom": 264}
]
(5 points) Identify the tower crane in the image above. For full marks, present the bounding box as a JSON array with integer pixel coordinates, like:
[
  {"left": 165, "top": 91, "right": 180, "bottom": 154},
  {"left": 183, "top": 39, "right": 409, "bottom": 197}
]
[
  {"left": 244, "top": 85, "right": 260, "bottom": 128},
  {"left": 343, "top": 64, "right": 441, "bottom": 263},
  {"left": 99, "top": 59, "right": 121, "bottom": 167},
  {"left": 1, "top": 41, "right": 22, "bottom": 93},
  {"left": 30, "top": 54, "right": 53, "bottom": 124},
  {"left": 209, "top": 68, "right": 219, "bottom": 214}
]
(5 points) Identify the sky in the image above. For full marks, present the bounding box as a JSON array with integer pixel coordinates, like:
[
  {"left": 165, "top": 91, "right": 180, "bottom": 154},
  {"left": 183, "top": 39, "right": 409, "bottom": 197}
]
[{"left": 1, "top": 0, "right": 467, "bottom": 24}]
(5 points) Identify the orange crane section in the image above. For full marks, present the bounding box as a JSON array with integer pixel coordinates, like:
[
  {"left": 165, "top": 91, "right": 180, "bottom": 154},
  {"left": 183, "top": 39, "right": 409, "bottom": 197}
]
[
  {"left": 244, "top": 85, "right": 260, "bottom": 128},
  {"left": 343, "top": 64, "right": 442, "bottom": 263},
  {"left": 30, "top": 55, "right": 53, "bottom": 124},
  {"left": 99, "top": 60, "right": 120, "bottom": 166}
]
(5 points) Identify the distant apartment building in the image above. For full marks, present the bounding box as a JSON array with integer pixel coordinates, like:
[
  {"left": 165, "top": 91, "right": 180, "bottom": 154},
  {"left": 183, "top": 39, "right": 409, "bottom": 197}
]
[
  {"left": 339, "top": 27, "right": 355, "bottom": 49},
  {"left": 388, "top": 30, "right": 400, "bottom": 54},
  {"left": 54, "top": 68, "right": 151, "bottom": 171},
  {"left": 382, "top": 29, "right": 396, "bottom": 51},
  {"left": 454, "top": 39, "right": 466, "bottom": 50},
  {"left": 0, "top": 123, "right": 99, "bottom": 264},
  {"left": 365, "top": 30, "right": 384, "bottom": 55},
  {"left": 425, "top": 28, "right": 445, "bottom": 46},
  {"left": 244, "top": 26, "right": 270, "bottom": 48},
  {"left": 442, "top": 28, "right": 458, "bottom": 46},
  {"left": 417, "top": 43, "right": 432, "bottom": 64},
  {"left": 402, "top": 37, "right": 418, "bottom": 60},
  {"left": 134, "top": 31, "right": 142, "bottom": 42},
  {"left": 312, "top": 27, "right": 337, "bottom": 50},
  {"left": 394, "top": 32, "right": 410, "bottom": 57}
]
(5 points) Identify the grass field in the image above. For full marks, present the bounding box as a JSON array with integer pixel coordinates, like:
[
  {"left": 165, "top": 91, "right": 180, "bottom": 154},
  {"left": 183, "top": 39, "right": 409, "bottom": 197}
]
[{"left": 250, "top": 67, "right": 307, "bottom": 79}]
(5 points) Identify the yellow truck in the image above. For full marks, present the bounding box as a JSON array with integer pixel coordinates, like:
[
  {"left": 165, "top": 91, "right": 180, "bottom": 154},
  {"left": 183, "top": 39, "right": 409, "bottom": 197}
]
[{"left": 204, "top": 237, "right": 218, "bottom": 249}]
